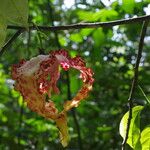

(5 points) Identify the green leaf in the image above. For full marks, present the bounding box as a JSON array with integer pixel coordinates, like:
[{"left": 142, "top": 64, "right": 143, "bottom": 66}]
[
  {"left": 119, "top": 106, "right": 144, "bottom": 148},
  {"left": 80, "top": 29, "right": 93, "bottom": 37},
  {"left": 122, "top": 0, "right": 135, "bottom": 14},
  {"left": 0, "top": 0, "right": 28, "bottom": 26},
  {"left": 18, "top": 96, "right": 23, "bottom": 107},
  {"left": 93, "top": 9, "right": 118, "bottom": 22},
  {"left": 140, "top": 126, "right": 150, "bottom": 150},
  {"left": 77, "top": 10, "right": 94, "bottom": 22},
  {"left": 70, "top": 33, "right": 83, "bottom": 43},
  {"left": 59, "top": 36, "right": 67, "bottom": 46},
  {"left": 93, "top": 28, "right": 105, "bottom": 47},
  {"left": 0, "top": 21, "right": 7, "bottom": 48},
  {"left": 77, "top": 9, "right": 118, "bottom": 22}
]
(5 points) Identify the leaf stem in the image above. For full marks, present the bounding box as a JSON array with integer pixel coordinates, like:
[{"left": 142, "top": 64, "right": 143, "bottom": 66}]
[{"left": 121, "top": 20, "right": 149, "bottom": 150}]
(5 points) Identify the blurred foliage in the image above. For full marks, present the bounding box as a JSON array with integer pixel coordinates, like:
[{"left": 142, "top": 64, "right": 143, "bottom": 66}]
[{"left": 0, "top": 0, "right": 150, "bottom": 149}]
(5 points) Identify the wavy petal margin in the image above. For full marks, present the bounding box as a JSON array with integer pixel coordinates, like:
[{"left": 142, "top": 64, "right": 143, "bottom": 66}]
[{"left": 11, "top": 49, "right": 94, "bottom": 147}]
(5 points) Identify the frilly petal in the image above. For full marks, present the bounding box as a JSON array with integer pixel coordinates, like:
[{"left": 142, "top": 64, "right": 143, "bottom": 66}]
[{"left": 11, "top": 49, "right": 94, "bottom": 147}]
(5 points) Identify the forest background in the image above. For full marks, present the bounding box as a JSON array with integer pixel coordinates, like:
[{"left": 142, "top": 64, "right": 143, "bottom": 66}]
[{"left": 0, "top": 0, "right": 150, "bottom": 149}]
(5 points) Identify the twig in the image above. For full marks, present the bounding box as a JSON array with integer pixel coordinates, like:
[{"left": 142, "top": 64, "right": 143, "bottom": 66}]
[
  {"left": 0, "top": 29, "right": 23, "bottom": 57},
  {"left": 121, "top": 20, "right": 149, "bottom": 150},
  {"left": 66, "top": 72, "right": 83, "bottom": 150},
  {"left": 7, "top": 15, "right": 150, "bottom": 31}
]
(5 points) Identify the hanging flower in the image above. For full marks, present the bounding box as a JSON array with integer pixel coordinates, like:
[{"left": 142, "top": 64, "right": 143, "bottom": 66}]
[{"left": 11, "top": 50, "right": 94, "bottom": 147}]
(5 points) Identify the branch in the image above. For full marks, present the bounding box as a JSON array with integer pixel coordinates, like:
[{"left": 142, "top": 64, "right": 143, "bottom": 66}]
[
  {"left": 7, "top": 15, "right": 150, "bottom": 31},
  {"left": 122, "top": 20, "right": 149, "bottom": 150},
  {"left": 0, "top": 29, "right": 23, "bottom": 57}
]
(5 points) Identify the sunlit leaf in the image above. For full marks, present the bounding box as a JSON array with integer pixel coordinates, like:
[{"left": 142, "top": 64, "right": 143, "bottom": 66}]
[
  {"left": 59, "top": 36, "right": 67, "bottom": 46},
  {"left": 119, "top": 106, "right": 144, "bottom": 148},
  {"left": 140, "top": 126, "right": 150, "bottom": 150},
  {"left": 18, "top": 96, "right": 23, "bottom": 107},
  {"left": 77, "top": 9, "right": 118, "bottom": 22},
  {"left": 80, "top": 29, "right": 93, "bottom": 36},
  {"left": 93, "top": 9, "right": 118, "bottom": 22},
  {"left": 122, "top": 0, "right": 135, "bottom": 14},
  {"left": 77, "top": 10, "right": 94, "bottom": 21},
  {"left": 70, "top": 33, "right": 83, "bottom": 43}
]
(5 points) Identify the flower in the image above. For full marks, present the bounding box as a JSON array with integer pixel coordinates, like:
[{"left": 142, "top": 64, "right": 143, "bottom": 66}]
[{"left": 11, "top": 49, "right": 94, "bottom": 147}]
